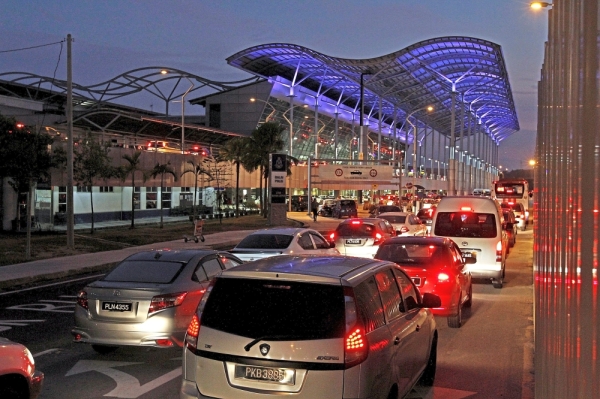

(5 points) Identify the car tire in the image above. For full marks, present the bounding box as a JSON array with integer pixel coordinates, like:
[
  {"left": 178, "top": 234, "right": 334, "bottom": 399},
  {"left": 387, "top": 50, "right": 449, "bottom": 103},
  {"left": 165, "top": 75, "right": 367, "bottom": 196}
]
[
  {"left": 92, "top": 344, "right": 118, "bottom": 354},
  {"left": 418, "top": 335, "right": 437, "bottom": 386},
  {"left": 447, "top": 300, "right": 462, "bottom": 328},
  {"left": 0, "top": 375, "right": 29, "bottom": 399},
  {"left": 386, "top": 385, "right": 398, "bottom": 399},
  {"left": 464, "top": 283, "right": 473, "bottom": 308},
  {"left": 492, "top": 277, "right": 503, "bottom": 289}
]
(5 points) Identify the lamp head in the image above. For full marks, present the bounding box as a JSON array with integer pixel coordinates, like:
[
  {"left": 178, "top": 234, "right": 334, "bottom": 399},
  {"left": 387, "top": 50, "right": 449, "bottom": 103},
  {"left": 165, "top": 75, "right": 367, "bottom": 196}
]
[{"left": 530, "top": 1, "right": 552, "bottom": 9}]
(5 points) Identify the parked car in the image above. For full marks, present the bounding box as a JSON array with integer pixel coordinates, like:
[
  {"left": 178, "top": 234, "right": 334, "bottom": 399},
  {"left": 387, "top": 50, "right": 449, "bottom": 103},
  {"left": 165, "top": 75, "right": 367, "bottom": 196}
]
[
  {"left": 332, "top": 199, "right": 358, "bottom": 218},
  {"left": 0, "top": 338, "right": 44, "bottom": 399},
  {"left": 377, "top": 212, "right": 428, "bottom": 236},
  {"left": 145, "top": 140, "right": 183, "bottom": 154},
  {"left": 502, "top": 209, "right": 518, "bottom": 250},
  {"left": 369, "top": 204, "right": 402, "bottom": 217},
  {"left": 72, "top": 249, "right": 243, "bottom": 353},
  {"left": 289, "top": 195, "right": 309, "bottom": 212},
  {"left": 375, "top": 236, "right": 476, "bottom": 328},
  {"left": 180, "top": 255, "right": 441, "bottom": 399},
  {"left": 229, "top": 227, "right": 339, "bottom": 262},
  {"left": 318, "top": 199, "right": 335, "bottom": 217},
  {"left": 329, "top": 217, "right": 395, "bottom": 258},
  {"left": 417, "top": 206, "right": 436, "bottom": 234}
]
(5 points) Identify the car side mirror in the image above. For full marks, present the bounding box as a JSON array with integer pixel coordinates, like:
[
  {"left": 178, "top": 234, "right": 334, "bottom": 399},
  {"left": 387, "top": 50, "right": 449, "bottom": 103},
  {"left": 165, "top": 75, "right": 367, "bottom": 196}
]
[{"left": 421, "top": 293, "right": 442, "bottom": 308}]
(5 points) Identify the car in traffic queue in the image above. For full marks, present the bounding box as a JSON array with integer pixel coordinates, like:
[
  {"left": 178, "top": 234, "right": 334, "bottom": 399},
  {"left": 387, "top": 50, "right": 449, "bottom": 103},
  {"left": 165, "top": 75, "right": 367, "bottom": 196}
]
[
  {"left": 318, "top": 199, "right": 335, "bottom": 217},
  {"left": 502, "top": 209, "right": 518, "bottom": 251},
  {"left": 329, "top": 218, "right": 395, "bottom": 258},
  {"left": 0, "top": 338, "right": 44, "bottom": 399},
  {"left": 417, "top": 206, "right": 436, "bottom": 234},
  {"left": 500, "top": 201, "right": 528, "bottom": 231},
  {"left": 180, "top": 255, "right": 441, "bottom": 399},
  {"left": 72, "top": 249, "right": 243, "bottom": 353},
  {"left": 377, "top": 212, "right": 428, "bottom": 237},
  {"left": 375, "top": 236, "right": 476, "bottom": 328},
  {"left": 369, "top": 204, "right": 402, "bottom": 217},
  {"left": 228, "top": 227, "right": 339, "bottom": 262}
]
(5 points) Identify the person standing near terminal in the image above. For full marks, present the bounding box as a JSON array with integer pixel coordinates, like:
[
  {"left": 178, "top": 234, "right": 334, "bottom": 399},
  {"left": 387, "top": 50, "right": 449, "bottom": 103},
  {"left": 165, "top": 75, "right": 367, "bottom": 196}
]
[{"left": 311, "top": 198, "right": 318, "bottom": 222}]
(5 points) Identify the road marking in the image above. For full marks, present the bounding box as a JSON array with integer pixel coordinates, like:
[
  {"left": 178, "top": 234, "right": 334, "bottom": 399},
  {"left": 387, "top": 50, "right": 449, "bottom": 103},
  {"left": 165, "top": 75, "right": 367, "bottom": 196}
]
[
  {"left": 66, "top": 360, "right": 182, "bottom": 398},
  {"left": 0, "top": 319, "right": 45, "bottom": 332},
  {"left": 6, "top": 301, "right": 75, "bottom": 313},
  {"left": 33, "top": 348, "right": 60, "bottom": 357}
]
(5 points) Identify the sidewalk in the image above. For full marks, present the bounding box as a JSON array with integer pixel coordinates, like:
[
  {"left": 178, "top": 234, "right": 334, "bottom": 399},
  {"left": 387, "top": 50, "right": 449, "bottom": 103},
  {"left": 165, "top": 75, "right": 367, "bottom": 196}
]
[{"left": 0, "top": 211, "right": 343, "bottom": 291}]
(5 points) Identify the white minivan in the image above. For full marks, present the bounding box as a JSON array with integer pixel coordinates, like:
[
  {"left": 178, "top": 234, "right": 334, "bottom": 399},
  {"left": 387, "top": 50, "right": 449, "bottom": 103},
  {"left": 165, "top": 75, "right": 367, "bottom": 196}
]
[{"left": 431, "top": 196, "right": 507, "bottom": 288}]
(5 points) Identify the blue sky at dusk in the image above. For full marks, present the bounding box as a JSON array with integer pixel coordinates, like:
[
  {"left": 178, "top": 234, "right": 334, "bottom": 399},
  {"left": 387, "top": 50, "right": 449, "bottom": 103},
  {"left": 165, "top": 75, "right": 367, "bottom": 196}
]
[{"left": 1, "top": 0, "right": 546, "bottom": 170}]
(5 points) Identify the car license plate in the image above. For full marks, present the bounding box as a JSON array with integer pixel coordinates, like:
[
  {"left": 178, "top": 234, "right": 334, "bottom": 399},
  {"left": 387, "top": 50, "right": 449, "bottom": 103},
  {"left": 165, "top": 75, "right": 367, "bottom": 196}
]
[
  {"left": 234, "top": 365, "right": 295, "bottom": 385},
  {"left": 102, "top": 302, "right": 132, "bottom": 312},
  {"left": 346, "top": 239, "right": 361, "bottom": 244},
  {"left": 461, "top": 251, "right": 474, "bottom": 258}
]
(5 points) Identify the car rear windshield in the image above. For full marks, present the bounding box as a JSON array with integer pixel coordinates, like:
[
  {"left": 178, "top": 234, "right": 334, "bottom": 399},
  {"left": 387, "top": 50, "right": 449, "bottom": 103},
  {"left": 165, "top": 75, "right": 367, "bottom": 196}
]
[
  {"left": 378, "top": 215, "right": 406, "bottom": 224},
  {"left": 376, "top": 243, "right": 447, "bottom": 266},
  {"left": 434, "top": 212, "right": 498, "bottom": 238},
  {"left": 379, "top": 206, "right": 400, "bottom": 212},
  {"left": 235, "top": 234, "right": 294, "bottom": 249},
  {"left": 336, "top": 222, "right": 377, "bottom": 237},
  {"left": 103, "top": 260, "right": 184, "bottom": 284},
  {"left": 201, "top": 278, "right": 345, "bottom": 339},
  {"left": 339, "top": 200, "right": 356, "bottom": 207}
]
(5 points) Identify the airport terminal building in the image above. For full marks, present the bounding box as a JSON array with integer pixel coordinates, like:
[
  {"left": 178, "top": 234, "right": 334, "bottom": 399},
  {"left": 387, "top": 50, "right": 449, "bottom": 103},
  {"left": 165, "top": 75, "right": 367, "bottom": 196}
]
[{"left": 0, "top": 36, "right": 519, "bottom": 231}]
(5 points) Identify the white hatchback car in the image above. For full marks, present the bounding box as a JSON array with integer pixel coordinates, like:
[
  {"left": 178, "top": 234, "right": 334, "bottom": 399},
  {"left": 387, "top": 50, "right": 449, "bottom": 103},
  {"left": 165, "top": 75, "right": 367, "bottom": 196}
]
[
  {"left": 377, "top": 212, "right": 428, "bottom": 236},
  {"left": 180, "top": 255, "right": 441, "bottom": 399},
  {"left": 229, "top": 227, "right": 339, "bottom": 262}
]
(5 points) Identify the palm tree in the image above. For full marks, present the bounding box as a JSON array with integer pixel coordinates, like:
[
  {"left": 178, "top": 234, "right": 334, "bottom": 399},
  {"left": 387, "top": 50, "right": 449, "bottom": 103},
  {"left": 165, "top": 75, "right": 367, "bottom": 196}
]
[
  {"left": 242, "top": 122, "right": 285, "bottom": 217},
  {"left": 149, "top": 161, "right": 177, "bottom": 228},
  {"left": 181, "top": 159, "right": 212, "bottom": 220},
  {"left": 120, "top": 151, "right": 144, "bottom": 229},
  {"left": 219, "top": 137, "right": 248, "bottom": 217}
]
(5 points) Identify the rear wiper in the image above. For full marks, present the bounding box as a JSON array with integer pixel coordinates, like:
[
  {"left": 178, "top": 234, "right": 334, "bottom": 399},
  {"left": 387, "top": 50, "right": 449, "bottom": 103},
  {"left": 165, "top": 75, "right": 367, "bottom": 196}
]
[{"left": 244, "top": 335, "right": 305, "bottom": 352}]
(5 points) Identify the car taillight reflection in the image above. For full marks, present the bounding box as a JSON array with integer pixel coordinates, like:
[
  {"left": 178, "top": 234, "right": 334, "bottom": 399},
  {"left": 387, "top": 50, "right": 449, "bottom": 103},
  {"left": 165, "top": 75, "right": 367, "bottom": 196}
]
[
  {"left": 496, "top": 240, "right": 503, "bottom": 261},
  {"left": 76, "top": 290, "right": 88, "bottom": 310}
]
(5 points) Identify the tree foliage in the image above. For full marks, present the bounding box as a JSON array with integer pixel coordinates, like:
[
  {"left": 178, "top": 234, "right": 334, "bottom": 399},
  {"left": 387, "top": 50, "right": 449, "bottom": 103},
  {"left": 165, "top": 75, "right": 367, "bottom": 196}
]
[
  {"left": 118, "top": 151, "right": 144, "bottom": 229},
  {"left": 149, "top": 161, "right": 177, "bottom": 228},
  {"left": 219, "top": 137, "right": 249, "bottom": 216}
]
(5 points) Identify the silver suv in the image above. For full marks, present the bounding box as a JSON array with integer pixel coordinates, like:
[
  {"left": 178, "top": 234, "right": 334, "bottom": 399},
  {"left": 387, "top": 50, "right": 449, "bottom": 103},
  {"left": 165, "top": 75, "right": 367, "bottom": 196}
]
[{"left": 180, "top": 255, "right": 441, "bottom": 399}]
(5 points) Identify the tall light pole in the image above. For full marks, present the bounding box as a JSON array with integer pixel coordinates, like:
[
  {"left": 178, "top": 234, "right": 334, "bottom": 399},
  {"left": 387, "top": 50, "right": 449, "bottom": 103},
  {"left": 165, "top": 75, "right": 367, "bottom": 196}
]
[
  {"left": 180, "top": 77, "right": 194, "bottom": 154},
  {"left": 250, "top": 97, "right": 277, "bottom": 122},
  {"left": 405, "top": 105, "right": 433, "bottom": 209},
  {"left": 359, "top": 70, "right": 373, "bottom": 162}
]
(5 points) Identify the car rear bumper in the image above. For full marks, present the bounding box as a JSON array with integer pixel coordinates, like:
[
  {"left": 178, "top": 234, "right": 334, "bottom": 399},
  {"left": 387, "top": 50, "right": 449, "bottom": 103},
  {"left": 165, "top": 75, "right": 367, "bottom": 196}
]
[{"left": 30, "top": 370, "right": 44, "bottom": 399}]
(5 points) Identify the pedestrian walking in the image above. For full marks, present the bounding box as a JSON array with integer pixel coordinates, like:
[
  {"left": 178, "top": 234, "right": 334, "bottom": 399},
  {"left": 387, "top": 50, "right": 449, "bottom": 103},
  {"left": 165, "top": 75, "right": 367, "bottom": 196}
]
[{"left": 311, "top": 198, "right": 319, "bottom": 222}]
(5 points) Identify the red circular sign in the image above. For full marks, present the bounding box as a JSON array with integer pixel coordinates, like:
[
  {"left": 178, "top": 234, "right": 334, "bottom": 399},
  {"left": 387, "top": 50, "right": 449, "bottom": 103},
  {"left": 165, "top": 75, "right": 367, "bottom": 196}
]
[
  {"left": 335, "top": 168, "right": 343, "bottom": 176},
  {"left": 369, "top": 169, "right": 377, "bottom": 177}
]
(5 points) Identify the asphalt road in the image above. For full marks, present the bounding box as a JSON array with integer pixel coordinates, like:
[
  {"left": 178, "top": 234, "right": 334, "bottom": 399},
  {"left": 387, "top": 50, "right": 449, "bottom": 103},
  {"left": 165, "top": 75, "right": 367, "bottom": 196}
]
[{"left": 0, "top": 231, "right": 534, "bottom": 399}]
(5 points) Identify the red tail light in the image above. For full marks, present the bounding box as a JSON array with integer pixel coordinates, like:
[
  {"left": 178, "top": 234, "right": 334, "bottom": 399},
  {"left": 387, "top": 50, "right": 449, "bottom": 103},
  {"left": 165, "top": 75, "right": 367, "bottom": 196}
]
[
  {"left": 373, "top": 232, "right": 383, "bottom": 245},
  {"left": 496, "top": 240, "right": 503, "bottom": 261},
  {"left": 76, "top": 290, "right": 88, "bottom": 310},
  {"left": 329, "top": 232, "right": 336, "bottom": 241},
  {"left": 148, "top": 292, "right": 187, "bottom": 315},
  {"left": 343, "top": 287, "right": 368, "bottom": 368},
  {"left": 185, "top": 280, "right": 216, "bottom": 350},
  {"left": 437, "top": 272, "right": 450, "bottom": 282},
  {"left": 399, "top": 226, "right": 410, "bottom": 234}
]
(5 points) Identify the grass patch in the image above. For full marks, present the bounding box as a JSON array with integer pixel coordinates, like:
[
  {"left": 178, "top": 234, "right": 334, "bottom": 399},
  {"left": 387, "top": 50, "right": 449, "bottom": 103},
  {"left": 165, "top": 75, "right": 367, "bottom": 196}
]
[{"left": 0, "top": 215, "right": 300, "bottom": 267}]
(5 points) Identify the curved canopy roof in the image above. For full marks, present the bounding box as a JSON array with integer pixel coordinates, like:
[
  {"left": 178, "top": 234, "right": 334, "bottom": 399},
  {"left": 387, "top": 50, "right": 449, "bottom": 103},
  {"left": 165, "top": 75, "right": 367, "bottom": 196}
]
[{"left": 227, "top": 37, "right": 519, "bottom": 143}]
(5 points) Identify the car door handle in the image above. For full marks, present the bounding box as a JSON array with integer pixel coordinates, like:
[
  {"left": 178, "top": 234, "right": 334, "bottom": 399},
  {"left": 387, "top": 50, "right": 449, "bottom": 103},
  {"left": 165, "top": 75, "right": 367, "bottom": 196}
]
[
  {"left": 415, "top": 324, "right": 421, "bottom": 332},
  {"left": 394, "top": 336, "right": 401, "bottom": 345}
]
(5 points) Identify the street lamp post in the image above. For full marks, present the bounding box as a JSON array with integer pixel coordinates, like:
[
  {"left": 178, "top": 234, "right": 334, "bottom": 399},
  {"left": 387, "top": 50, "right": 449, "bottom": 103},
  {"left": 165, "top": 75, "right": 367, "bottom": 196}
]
[
  {"left": 180, "top": 77, "right": 194, "bottom": 154},
  {"left": 250, "top": 97, "right": 277, "bottom": 122},
  {"left": 359, "top": 70, "right": 373, "bottom": 162},
  {"left": 405, "top": 105, "right": 433, "bottom": 210}
]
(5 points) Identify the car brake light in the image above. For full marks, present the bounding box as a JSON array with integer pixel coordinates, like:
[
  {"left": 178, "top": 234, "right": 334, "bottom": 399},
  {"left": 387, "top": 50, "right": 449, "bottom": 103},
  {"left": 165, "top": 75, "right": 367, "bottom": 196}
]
[
  {"left": 351, "top": 220, "right": 362, "bottom": 225},
  {"left": 373, "top": 232, "right": 383, "bottom": 245},
  {"left": 438, "top": 272, "right": 450, "bottom": 282},
  {"left": 329, "top": 232, "right": 336, "bottom": 241},
  {"left": 148, "top": 292, "right": 187, "bottom": 315},
  {"left": 496, "top": 240, "right": 503, "bottom": 261},
  {"left": 460, "top": 207, "right": 473, "bottom": 211},
  {"left": 185, "top": 280, "right": 216, "bottom": 350},
  {"left": 400, "top": 226, "right": 410, "bottom": 233},
  {"left": 344, "top": 287, "right": 368, "bottom": 368},
  {"left": 76, "top": 290, "right": 88, "bottom": 310}
]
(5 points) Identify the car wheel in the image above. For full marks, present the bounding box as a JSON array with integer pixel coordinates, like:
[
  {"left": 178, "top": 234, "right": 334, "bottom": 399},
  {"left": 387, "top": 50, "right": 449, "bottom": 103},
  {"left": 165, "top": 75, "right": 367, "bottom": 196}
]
[
  {"left": 464, "top": 283, "right": 473, "bottom": 308},
  {"left": 92, "top": 344, "right": 118, "bottom": 354},
  {"left": 0, "top": 375, "right": 29, "bottom": 399},
  {"left": 386, "top": 385, "right": 398, "bottom": 399},
  {"left": 447, "top": 300, "right": 462, "bottom": 328},
  {"left": 418, "top": 335, "right": 437, "bottom": 386},
  {"left": 492, "top": 277, "right": 503, "bottom": 289}
]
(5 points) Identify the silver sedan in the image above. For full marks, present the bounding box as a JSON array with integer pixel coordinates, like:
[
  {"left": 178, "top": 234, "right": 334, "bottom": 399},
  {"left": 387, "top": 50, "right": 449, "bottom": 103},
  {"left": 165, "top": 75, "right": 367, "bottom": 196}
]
[
  {"left": 229, "top": 227, "right": 339, "bottom": 262},
  {"left": 72, "top": 249, "right": 243, "bottom": 353},
  {"left": 378, "top": 212, "right": 429, "bottom": 236}
]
